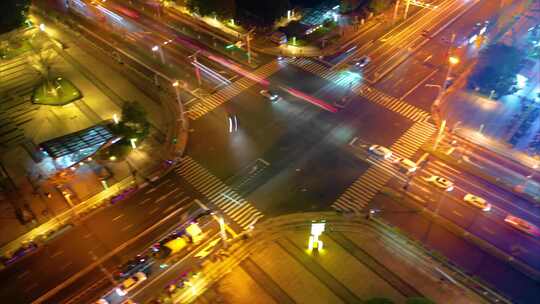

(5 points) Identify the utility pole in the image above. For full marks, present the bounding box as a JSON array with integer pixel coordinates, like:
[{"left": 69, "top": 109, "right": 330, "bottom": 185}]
[
  {"left": 404, "top": 0, "right": 411, "bottom": 20},
  {"left": 393, "top": 0, "right": 401, "bottom": 23},
  {"left": 189, "top": 51, "right": 202, "bottom": 86},
  {"left": 429, "top": 33, "right": 457, "bottom": 126},
  {"left": 245, "top": 28, "right": 255, "bottom": 65}
]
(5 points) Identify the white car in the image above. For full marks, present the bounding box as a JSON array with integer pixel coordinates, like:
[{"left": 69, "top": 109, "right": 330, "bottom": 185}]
[
  {"left": 116, "top": 272, "right": 147, "bottom": 296},
  {"left": 369, "top": 145, "right": 392, "bottom": 159},
  {"left": 260, "top": 90, "right": 279, "bottom": 102},
  {"left": 463, "top": 194, "right": 491, "bottom": 211},
  {"left": 394, "top": 158, "right": 418, "bottom": 173},
  {"left": 425, "top": 175, "right": 454, "bottom": 191},
  {"left": 351, "top": 55, "right": 371, "bottom": 68}
]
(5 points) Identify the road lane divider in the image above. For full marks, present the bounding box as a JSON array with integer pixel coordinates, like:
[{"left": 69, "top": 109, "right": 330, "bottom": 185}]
[{"left": 32, "top": 206, "right": 190, "bottom": 304}]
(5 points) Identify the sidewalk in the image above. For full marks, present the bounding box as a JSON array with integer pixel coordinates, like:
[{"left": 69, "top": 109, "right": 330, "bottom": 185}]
[
  {"left": 0, "top": 18, "right": 189, "bottom": 265},
  {"left": 185, "top": 213, "right": 503, "bottom": 304},
  {"left": 440, "top": 0, "right": 540, "bottom": 170}
]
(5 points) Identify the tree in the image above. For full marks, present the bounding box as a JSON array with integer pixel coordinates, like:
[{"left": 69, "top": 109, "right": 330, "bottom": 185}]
[
  {"left": 237, "top": 0, "right": 290, "bottom": 26},
  {"left": 186, "top": 0, "right": 236, "bottom": 19},
  {"left": 368, "top": 0, "right": 392, "bottom": 13},
  {"left": 28, "top": 43, "right": 59, "bottom": 97},
  {"left": 0, "top": 0, "right": 31, "bottom": 33},
  {"left": 406, "top": 297, "right": 436, "bottom": 304},
  {"left": 468, "top": 43, "right": 524, "bottom": 98},
  {"left": 340, "top": 0, "right": 362, "bottom": 13},
  {"left": 116, "top": 101, "right": 150, "bottom": 141},
  {"left": 365, "top": 298, "right": 395, "bottom": 304}
]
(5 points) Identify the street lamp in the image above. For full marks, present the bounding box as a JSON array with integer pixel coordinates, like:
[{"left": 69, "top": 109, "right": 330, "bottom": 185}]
[
  {"left": 151, "top": 45, "right": 165, "bottom": 64},
  {"left": 172, "top": 80, "right": 182, "bottom": 104},
  {"left": 448, "top": 55, "right": 459, "bottom": 66}
]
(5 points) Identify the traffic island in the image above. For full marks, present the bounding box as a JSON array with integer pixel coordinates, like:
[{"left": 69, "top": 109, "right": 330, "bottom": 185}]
[{"left": 31, "top": 77, "right": 82, "bottom": 106}]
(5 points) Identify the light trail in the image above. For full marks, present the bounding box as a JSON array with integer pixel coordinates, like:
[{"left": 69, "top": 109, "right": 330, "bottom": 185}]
[{"left": 192, "top": 61, "right": 231, "bottom": 85}]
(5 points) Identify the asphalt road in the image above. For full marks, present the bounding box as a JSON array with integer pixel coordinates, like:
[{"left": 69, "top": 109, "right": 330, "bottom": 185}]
[
  {"left": 186, "top": 64, "right": 412, "bottom": 216},
  {"left": 381, "top": 0, "right": 523, "bottom": 109},
  {"left": 7, "top": 0, "right": 538, "bottom": 303},
  {"left": 370, "top": 188, "right": 540, "bottom": 304},
  {"left": 0, "top": 169, "right": 210, "bottom": 303}
]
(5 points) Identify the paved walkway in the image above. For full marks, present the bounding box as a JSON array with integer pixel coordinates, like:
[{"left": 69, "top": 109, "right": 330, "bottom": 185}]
[
  {"left": 191, "top": 213, "right": 493, "bottom": 304},
  {"left": 0, "top": 19, "right": 188, "bottom": 261}
]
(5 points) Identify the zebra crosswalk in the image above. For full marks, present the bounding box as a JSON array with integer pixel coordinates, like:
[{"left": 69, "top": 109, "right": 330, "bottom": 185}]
[
  {"left": 176, "top": 156, "right": 264, "bottom": 229},
  {"left": 188, "top": 61, "right": 281, "bottom": 120},
  {"left": 286, "top": 58, "right": 431, "bottom": 123},
  {"left": 332, "top": 121, "right": 437, "bottom": 213}
]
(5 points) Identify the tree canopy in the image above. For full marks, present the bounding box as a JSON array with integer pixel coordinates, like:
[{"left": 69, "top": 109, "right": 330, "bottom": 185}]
[
  {"left": 368, "top": 0, "right": 392, "bottom": 13},
  {"left": 468, "top": 43, "right": 524, "bottom": 98},
  {"left": 114, "top": 101, "right": 150, "bottom": 141},
  {"left": 365, "top": 298, "right": 395, "bottom": 304},
  {"left": 236, "top": 0, "right": 291, "bottom": 26},
  {"left": 186, "top": 0, "right": 236, "bottom": 19},
  {"left": 406, "top": 297, "right": 437, "bottom": 304},
  {"left": 0, "top": 0, "right": 31, "bottom": 33}
]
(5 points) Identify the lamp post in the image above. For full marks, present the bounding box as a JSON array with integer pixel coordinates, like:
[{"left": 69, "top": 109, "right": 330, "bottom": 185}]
[
  {"left": 217, "top": 214, "right": 228, "bottom": 248},
  {"left": 429, "top": 33, "right": 457, "bottom": 126},
  {"left": 244, "top": 28, "right": 255, "bottom": 65},
  {"left": 172, "top": 80, "right": 182, "bottom": 104}
]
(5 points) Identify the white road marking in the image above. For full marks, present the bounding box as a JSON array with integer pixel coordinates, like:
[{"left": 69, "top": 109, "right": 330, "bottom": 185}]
[
  {"left": 452, "top": 210, "right": 463, "bottom": 217},
  {"left": 112, "top": 214, "right": 124, "bottom": 222},
  {"left": 222, "top": 193, "right": 241, "bottom": 204},
  {"left": 121, "top": 224, "right": 134, "bottom": 232},
  {"left": 482, "top": 227, "right": 495, "bottom": 235},
  {"left": 173, "top": 192, "right": 185, "bottom": 199},
  {"left": 162, "top": 197, "right": 190, "bottom": 215},
  {"left": 25, "top": 283, "right": 39, "bottom": 292},
  {"left": 145, "top": 187, "right": 158, "bottom": 195},
  {"left": 149, "top": 207, "right": 160, "bottom": 215},
  {"left": 17, "top": 270, "right": 30, "bottom": 280},
  {"left": 155, "top": 188, "right": 181, "bottom": 204},
  {"left": 60, "top": 261, "right": 73, "bottom": 271},
  {"left": 258, "top": 158, "right": 270, "bottom": 166},
  {"left": 138, "top": 198, "right": 152, "bottom": 205},
  {"left": 51, "top": 250, "right": 64, "bottom": 258}
]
